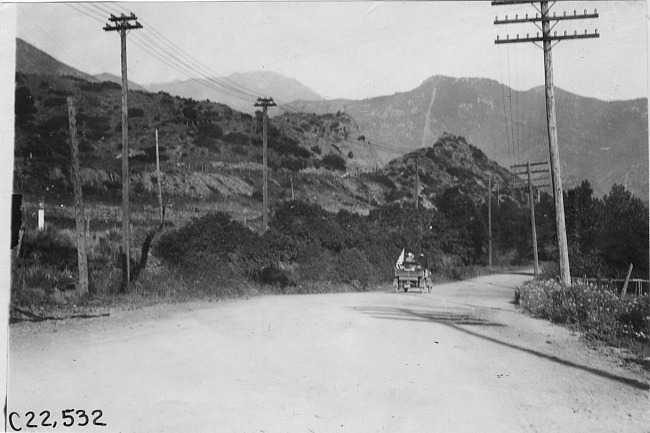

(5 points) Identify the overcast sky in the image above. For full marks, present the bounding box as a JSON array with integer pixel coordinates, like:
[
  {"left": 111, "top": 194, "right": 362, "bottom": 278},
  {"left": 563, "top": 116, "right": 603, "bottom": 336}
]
[{"left": 13, "top": 1, "right": 649, "bottom": 102}]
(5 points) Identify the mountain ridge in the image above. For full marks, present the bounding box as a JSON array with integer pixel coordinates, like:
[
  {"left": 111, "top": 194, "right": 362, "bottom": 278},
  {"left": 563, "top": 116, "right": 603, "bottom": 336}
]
[{"left": 292, "top": 75, "right": 648, "bottom": 200}]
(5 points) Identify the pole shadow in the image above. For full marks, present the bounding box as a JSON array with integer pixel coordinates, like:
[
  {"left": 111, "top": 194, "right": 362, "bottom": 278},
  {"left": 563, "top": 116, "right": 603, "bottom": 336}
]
[{"left": 353, "top": 306, "right": 650, "bottom": 391}]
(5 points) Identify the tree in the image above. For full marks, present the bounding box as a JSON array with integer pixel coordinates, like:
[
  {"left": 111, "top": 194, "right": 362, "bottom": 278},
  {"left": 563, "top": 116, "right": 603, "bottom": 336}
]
[{"left": 601, "top": 184, "right": 649, "bottom": 278}]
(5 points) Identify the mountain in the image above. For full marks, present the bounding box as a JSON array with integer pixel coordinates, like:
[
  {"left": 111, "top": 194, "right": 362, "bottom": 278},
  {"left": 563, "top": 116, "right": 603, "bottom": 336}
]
[
  {"left": 14, "top": 72, "right": 524, "bottom": 217},
  {"left": 293, "top": 75, "right": 648, "bottom": 201},
  {"left": 146, "top": 70, "right": 323, "bottom": 114},
  {"left": 15, "top": 38, "right": 97, "bottom": 82},
  {"left": 93, "top": 73, "right": 147, "bottom": 92}
]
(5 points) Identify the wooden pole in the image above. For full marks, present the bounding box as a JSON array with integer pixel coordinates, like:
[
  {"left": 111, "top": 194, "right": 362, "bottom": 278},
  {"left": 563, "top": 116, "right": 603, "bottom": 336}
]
[
  {"left": 527, "top": 162, "right": 540, "bottom": 276},
  {"left": 262, "top": 106, "right": 269, "bottom": 231},
  {"left": 120, "top": 27, "right": 131, "bottom": 289},
  {"left": 542, "top": 1, "right": 571, "bottom": 286},
  {"left": 67, "top": 97, "right": 89, "bottom": 296},
  {"left": 488, "top": 175, "right": 492, "bottom": 268},
  {"left": 414, "top": 158, "right": 419, "bottom": 210},
  {"left": 104, "top": 13, "right": 142, "bottom": 290},
  {"left": 155, "top": 129, "right": 163, "bottom": 225},
  {"left": 290, "top": 175, "right": 294, "bottom": 200},
  {"left": 254, "top": 97, "right": 276, "bottom": 231},
  {"left": 621, "top": 263, "right": 634, "bottom": 298}
]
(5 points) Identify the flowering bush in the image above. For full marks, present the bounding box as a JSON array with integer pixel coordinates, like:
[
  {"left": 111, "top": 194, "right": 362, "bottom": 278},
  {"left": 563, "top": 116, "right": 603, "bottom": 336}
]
[{"left": 518, "top": 280, "right": 650, "bottom": 343}]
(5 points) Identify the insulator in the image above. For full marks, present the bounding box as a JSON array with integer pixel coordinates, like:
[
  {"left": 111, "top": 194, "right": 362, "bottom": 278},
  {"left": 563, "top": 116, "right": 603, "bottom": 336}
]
[
  {"left": 563, "top": 11, "right": 566, "bottom": 16},
  {"left": 574, "top": 10, "right": 577, "bottom": 16},
  {"left": 594, "top": 9, "right": 598, "bottom": 14},
  {"left": 497, "top": 35, "right": 500, "bottom": 41},
  {"left": 527, "top": 33, "right": 529, "bottom": 38},
  {"left": 564, "top": 30, "right": 567, "bottom": 36},
  {"left": 574, "top": 30, "right": 577, "bottom": 36},
  {"left": 515, "top": 14, "right": 518, "bottom": 19},
  {"left": 525, "top": 13, "right": 528, "bottom": 19},
  {"left": 553, "top": 12, "right": 556, "bottom": 17},
  {"left": 584, "top": 9, "right": 587, "bottom": 15},
  {"left": 505, "top": 14, "right": 508, "bottom": 20},
  {"left": 495, "top": 15, "right": 498, "bottom": 21},
  {"left": 517, "top": 33, "right": 519, "bottom": 39},
  {"left": 506, "top": 34, "right": 509, "bottom": 40},
  {"left": 554, "top": 31, "right": 557, "bottom": 36},
  {"left": 584, "top": 29, "right": 588, "bottom": 35},
  {"left": 537, "top": 32, "right": 540, "bottom": 38},
  {"left": 595, "top": 29, "right": 598, "bottom": 34}
]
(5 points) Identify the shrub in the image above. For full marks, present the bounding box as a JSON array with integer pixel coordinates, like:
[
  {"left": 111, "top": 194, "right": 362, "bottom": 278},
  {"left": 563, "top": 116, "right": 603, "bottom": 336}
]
[
  {"left": 198, "top": 123, "right": 223, "bottom": 139},
  {"left": 518, "top": 279, "right": 650, "bottom": 344},
  {"left": 129, "top": 107, "right": 145, "bottom": 118},
  {"left": 223, "top": 132, "right": 249, "bottom": 145},
  {"left": 43, "top": 97, "right": 67, "bottom": 107},
  {"left": 79, "top": 81, "right": 120, "bottom": 92},
  {"left": 15, "top": 87, "right": 37, "bottom": 125},
  {"left": 322, "top": 154, "right": 346, "bottom": 171},
  {"left": 182, "top": 106, "right": 198, "bottom": 119}
]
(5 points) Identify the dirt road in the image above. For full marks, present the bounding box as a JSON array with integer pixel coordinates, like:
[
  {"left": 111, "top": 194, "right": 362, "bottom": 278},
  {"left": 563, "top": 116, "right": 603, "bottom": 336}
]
[{"left": 8, "top": 273, "right": 650, "bottom": 432}]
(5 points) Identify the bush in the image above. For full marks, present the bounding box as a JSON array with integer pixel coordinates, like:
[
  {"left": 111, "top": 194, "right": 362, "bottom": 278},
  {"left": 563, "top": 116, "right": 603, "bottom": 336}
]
[
  {"left": 15, "top": 87, "right": 36, "bottom": 125},
  {"left": 198, "top": 123, "right": 223, "bottom": 139},
  {"left": 223, "top": 132, "right": 249, "bottom": 145},
  {"left": 129, "top": 107, "right": 145, "bottom": 118},
  {"left": 44, "top": 97, "right": 67, "bottom": 107},
  {"left": 322, "top": 154, "right": 346, "bottom": 171},
  {"left": 518, "top": 279, "right": 650, "bottom": 343},
  {"left": 79, "top": 81, "right": 120, "bottom": 92}
]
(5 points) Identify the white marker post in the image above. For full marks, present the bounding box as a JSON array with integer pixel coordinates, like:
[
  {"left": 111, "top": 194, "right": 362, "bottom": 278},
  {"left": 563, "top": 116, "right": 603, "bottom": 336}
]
[{"left": 37, "top": 201, "right": 44, "bottom": 231}]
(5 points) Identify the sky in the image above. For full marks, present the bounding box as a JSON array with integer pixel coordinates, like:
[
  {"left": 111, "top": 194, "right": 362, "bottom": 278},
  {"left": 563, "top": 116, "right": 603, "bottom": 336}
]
[{"left": 11, "top": 1, "right": 650, "bottom": 102}]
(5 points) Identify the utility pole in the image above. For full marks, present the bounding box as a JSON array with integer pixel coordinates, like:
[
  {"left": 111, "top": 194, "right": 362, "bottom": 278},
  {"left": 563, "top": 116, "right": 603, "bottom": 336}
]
[
  {"left": 104, "top": 13, "right": 142, "bottom": 291},
  {"left": 527, "top": 162, "right": 540, "bottom": 276},
  {"left": 512, "top": 160, "right": 549, "bottom": 277},
  {"left": 414, "top": 158, "right": 419, "bottom": 210},
  {"left": 494, "top": 1, "right": 599, "bottom": 286},
  {"left": 254, "top": 97, "right": 276, "bottom": 231},
  {"left": 67, "top": 97, "right": 89, "bottom": 296},
  {"left": 155, "top": 129, "right": 163, "bottom": 225},
  {"left": 488, "top": 175, "right": 492, "bottom": 268}
]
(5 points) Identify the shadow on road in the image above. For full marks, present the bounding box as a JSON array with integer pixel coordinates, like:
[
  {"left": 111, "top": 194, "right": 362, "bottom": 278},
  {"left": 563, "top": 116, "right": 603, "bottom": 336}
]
[{"left": 354, "top": 306, "right": 650, "bottom": 391}]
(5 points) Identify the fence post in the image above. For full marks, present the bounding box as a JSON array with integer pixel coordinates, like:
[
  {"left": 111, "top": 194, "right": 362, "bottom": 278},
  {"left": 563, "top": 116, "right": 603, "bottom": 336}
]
[{"left": 621, "top": 263, "right": 634, "bottom": 298}]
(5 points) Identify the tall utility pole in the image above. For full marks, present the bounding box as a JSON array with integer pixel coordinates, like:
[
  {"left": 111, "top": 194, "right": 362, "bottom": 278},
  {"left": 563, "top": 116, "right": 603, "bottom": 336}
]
[
  {"left": 414, "top": 158, "right": 419, "bottom": 210},
  {"left": 488, "top": 175, "right": 492, "bottom": 268},
  {"left": 254, "top": 97, "right": 276, "bottom": 231},
  {"left": 104, "top": 13, "right": 142, "bottom": 291},
  {"left": 67, "top": 97, "right": 89, "bottom": 295},
  {"left": 493, "top": 1, "right": 599, "bottom": 285},
  {"left": 512, "top": 160, "right": 549, "bottom": 277}
]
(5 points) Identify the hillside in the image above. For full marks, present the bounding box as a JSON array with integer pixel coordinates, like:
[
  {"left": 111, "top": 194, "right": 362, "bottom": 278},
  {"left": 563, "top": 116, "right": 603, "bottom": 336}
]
[
  {"left": 14, "top": 70, "right": 529, "bottom": 222},
  {"left": 93, "top": 73, "right": 147, "bottom": 92},
  {"left": 293, "top": 75, "right": 648, "bottom": 201},
  {"left": 16, "top": 38, "right": 97, "bottom": 82},
  {"left": 146, "top": 70, "right": 323, "bottom": 115}
]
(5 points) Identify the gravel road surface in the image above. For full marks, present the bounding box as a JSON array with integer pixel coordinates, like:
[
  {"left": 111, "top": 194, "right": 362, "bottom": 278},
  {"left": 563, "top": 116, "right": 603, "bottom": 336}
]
[{"left": 8, "top": 272, "right": 650, "bottom": 432}]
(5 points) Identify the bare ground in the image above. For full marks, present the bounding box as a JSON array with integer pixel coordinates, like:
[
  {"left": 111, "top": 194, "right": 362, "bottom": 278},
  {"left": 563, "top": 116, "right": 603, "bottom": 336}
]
[{"left": 7, "top": 272, "right": 650, "bottom": 432}]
